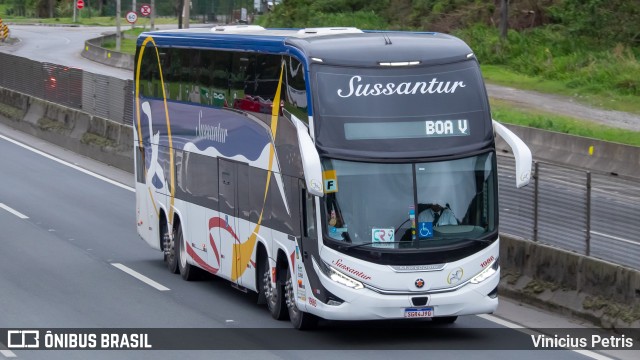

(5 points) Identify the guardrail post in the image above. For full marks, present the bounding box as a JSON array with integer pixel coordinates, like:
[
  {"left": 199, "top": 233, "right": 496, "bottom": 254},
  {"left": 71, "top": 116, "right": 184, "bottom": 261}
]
[
  {"left": 533, "top": 161, "right": 539, "bottom": 242},
  {"left": 586, "top": 171, "right": 591, "bottom": 256}
]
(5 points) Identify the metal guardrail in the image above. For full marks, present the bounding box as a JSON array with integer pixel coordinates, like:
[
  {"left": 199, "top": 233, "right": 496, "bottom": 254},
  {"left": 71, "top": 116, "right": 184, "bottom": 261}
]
[
  {"left": 0, "top": 52, "right": 132, "bottom": 125},
  {"left": 498, "top": 155, "right": 640, "bottom": 270},
  {"left": 1, "top": 52, "right": 639, "bottom": 270}
]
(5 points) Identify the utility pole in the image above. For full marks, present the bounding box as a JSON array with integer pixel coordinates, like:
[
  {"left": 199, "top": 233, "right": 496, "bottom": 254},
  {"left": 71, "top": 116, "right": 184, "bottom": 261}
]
[
  {"left": 116, "top": 0, "right": 121, "bottom": 51},
  {"left": 183, "top": 0, "right": 190, "bottom": 28},
  {"left": 500, "top": 0, "right": 509, "bottom": 40},
  {"left": 150, "top": 0, "right": 155, "bottom": 30},
  {"left": 132, "top": 0, "right": 137, "bottom": 29}
]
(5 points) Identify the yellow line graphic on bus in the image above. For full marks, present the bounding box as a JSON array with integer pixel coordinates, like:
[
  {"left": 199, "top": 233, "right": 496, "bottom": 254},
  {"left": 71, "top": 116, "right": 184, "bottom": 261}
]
[
  {"left": 231, "top": 61, "right": 285, "bottom": 282},
  {"left": 135, "top": 36, "right": 176, "bottom": 225}
]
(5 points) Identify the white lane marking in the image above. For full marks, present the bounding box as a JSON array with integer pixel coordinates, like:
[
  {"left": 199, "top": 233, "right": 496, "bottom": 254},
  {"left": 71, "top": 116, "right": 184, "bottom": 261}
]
[
  {"left": 478, "top": 314, "right": 614, "bottom": 360},
  {"left": 0, "top": 349, "right": 17, "bottom": 358},
  {"left": 111, "top": 263, "right": 170, "bottom": 291},
  {"left": 0, "top": 134, "right": 134, "bottom": 192},
  {"left": 0, "top": 203, "right": 28, "bottom": 219},
  {"left": 590, "top": 231, "right": 639, "bottom": 246},
  {"left": 0, "top": 341, "right": 17, "bottom": 358}
]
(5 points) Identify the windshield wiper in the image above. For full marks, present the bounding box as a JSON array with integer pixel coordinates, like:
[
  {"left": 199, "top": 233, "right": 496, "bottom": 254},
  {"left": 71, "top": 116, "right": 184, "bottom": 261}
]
[
  {"left": 445, "top": 237, "right": 494, "bottom": 244},
  {"left": 338, "top": 237, "right": 494, "bottom": 251},
  {"left": 338, "top": 240, "right": 407, "bottom": 251}
]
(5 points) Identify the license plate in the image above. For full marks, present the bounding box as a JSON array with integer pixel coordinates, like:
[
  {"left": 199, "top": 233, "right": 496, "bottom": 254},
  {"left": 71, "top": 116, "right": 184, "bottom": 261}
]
[{"left": 404, "top": 307, "right": 433, "bottom": 318}]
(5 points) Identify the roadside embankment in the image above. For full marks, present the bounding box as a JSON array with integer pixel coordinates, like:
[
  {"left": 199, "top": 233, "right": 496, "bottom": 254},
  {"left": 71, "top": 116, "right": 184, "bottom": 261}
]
[{"left": 1, "top": 85, "right": 639, "bottom": 330}]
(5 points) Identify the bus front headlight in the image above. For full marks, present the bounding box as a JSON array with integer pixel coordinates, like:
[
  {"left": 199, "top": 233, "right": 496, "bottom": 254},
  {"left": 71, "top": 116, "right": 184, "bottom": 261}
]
[
  {"left": 314, "top": 258, "right": 365, "bottom": 290},
  {"left": 470, "top": 257, "right": 499, "bottom": 284},
  {"left": 327, "top": 266, "right": 364, "bottom": 290}
]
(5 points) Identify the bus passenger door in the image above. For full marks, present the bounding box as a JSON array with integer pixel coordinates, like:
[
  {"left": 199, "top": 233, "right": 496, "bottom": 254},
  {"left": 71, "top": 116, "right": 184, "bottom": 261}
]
[{"left": 218, "top": 159, "right": 241, "bottom": 284}]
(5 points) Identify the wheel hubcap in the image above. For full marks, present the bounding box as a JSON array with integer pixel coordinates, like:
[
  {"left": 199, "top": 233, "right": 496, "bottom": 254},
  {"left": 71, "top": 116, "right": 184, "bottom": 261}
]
[
  {"left": 285, "top": 274, "right": 299, "bottom": 317},
  {"left": 263, "top": 269, "right": 275, "bottom": 307},
  {"left": 179, "top": 234, "right": 186, "bottom": 268}
]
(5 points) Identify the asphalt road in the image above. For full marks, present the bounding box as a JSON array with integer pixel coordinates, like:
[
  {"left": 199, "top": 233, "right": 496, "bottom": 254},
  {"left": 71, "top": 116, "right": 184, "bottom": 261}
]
[
  {"left": 0, "top": 127, "right": 622, "bottom": 360},
  {"left": 0, "top": 25, "right": 133, "bottom": 79}
]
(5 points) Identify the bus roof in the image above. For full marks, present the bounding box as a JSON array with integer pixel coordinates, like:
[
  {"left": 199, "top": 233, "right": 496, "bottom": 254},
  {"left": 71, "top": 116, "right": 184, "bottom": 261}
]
[{"left": 138, "top": 26, "right": 474, "bottom": 67}]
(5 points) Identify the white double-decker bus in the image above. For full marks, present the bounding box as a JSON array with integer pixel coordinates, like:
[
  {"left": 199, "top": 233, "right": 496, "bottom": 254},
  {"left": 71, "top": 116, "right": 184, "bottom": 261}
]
[{"left": 133, "top": 25, "right": 532, "bottom": 329}]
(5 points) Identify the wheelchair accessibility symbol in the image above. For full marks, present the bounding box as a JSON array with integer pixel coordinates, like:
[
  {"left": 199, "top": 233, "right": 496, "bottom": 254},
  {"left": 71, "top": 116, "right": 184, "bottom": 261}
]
[{"left": 418, "top": 222, "right": 433, "bottom": 239}]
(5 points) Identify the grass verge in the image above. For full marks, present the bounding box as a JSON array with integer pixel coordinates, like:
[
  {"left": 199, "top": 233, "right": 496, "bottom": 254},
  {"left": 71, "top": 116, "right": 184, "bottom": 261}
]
[
  {"left": 491, "top": 99, "right": 640, "bottom": 147},
  {"left": 482, "top": 65, "right": 640, "bottom": 115}
]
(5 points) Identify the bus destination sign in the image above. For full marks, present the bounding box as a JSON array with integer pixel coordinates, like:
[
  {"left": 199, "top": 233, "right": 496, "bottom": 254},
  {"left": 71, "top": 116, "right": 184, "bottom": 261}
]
[
  {"left": 425, "top": 119, "right": 469, "bottom": 137},
  {"left": 344, "top": 119, "right": 470, "bottom": 140}
]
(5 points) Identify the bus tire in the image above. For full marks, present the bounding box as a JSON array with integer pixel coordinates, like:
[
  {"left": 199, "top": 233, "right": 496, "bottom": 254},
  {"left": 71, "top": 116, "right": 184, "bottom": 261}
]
[
  {"left": 262, "top": 260, "right": 287, "bottom": 320},
  {"left": 255, "top": 252, "right": 267, "bottom": 305},
  {"left": 177, "top": 222, "right": 199, "bottom": 281},
  {"left": 163, "top": 220, "right": 179, "bottom": 274},
  {"left": 285, "top": 268, "right": 318, "bottom": 330},
  {"left": 431, "top": 316, "right": 458, "bottom": 324}
]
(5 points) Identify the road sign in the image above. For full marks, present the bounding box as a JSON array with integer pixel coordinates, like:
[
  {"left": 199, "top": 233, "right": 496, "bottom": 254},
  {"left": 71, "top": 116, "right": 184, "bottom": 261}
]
[
  {"left": 76, "top": 0, "right": 84, "bottom": 9},
  {"left": 140, "top": 4, "right": 151, "bottom": 17},
  {"left": 126, "top": 11, "right": 138, "bottom": 24}
]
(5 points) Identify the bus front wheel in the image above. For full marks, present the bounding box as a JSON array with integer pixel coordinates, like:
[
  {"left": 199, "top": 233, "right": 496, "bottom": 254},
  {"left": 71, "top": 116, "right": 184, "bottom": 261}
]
[{"left": 285, "top": 269, "right": 318, "bottom": 330}]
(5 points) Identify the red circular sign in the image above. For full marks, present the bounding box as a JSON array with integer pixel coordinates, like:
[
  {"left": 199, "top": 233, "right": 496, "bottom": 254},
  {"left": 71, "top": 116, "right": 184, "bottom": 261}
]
[
  {"left": 140, "top": 4, "right": 152, "bottom": 17},
  {"left": 76, "top": 0, "right": 84, "bottom": 9}
]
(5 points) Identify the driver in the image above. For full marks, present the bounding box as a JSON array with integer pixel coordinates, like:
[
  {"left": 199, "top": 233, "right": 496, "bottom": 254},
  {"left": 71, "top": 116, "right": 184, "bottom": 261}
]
[{"left": 418, "top": 200, "right": 458, "bottom": 226}]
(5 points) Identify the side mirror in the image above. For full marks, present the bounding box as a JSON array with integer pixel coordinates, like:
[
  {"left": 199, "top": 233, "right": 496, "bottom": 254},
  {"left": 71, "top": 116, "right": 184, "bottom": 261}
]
[
  {"left": 292, "top": 115, "right": 324, "bottom": 197},
  {"left": 493, "top": 120, "right": 532, "bottom": 188}
]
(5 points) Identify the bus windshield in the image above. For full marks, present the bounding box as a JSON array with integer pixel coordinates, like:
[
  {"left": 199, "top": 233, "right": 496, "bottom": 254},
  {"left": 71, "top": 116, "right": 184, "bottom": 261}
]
[
  {"left": 322, "top": 152, "right": 497, "bottom": 252},
  {"left": 311, "top": 60, "right": 492, "bottom": 157}
]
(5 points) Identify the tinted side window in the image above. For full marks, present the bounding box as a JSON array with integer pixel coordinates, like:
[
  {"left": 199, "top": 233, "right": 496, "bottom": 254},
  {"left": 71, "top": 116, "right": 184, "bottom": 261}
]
[
  {"left": 135, "top": 146, "right": 146, "bottom": 184},
  {"left": 266, "top": 172, "right": 295, "bottom": 234},
  {"left": 283, "top": 56, "right": 308, "bottom": 123},
  {"left": 175, "top": 150, "right": 218, "bottom": 209},
  {"left": 249, "top": 166, "right": 269, "bottom": 224}
]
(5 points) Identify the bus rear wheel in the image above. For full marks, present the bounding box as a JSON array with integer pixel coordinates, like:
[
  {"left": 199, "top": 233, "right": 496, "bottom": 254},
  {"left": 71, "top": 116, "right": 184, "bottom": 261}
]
[
  {"left": 163, "top": 221, "right": 179, "bottom": 274},
  {"left": 285, "top": 269, "right": 318, "bottom": 330},
  {"left": 262, "top": 261, "right": 287, "bottom": 320},
  {"left": 176, "top": 222, "right": 200, "bottom": 281}
]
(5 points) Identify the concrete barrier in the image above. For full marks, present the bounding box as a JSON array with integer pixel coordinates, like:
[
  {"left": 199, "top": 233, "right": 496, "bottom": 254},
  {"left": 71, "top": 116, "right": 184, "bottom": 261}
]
[
  {"left": 496, "top": 123, "right": 640, "bottom": 179},
  {"left": 500, "top": 234, "right": 640, "bottom": 329},
  {"left": 0, "top": 86, "right": 133, "bottom": 172},
  {"left": 82, "top": 34, "right": 135, "bottom": 71},
  {"left": 1, "top": 85, "right": 639, "bottom": 329}
]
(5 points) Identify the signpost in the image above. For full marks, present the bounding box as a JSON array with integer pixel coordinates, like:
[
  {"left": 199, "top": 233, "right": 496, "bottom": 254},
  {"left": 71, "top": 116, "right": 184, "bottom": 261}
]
[
  {"left": 76, "top": 0, "right": 84, "bottom": 9},
  {"left": 126, "top": 11, "right": 138, "bottom": 24}
]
